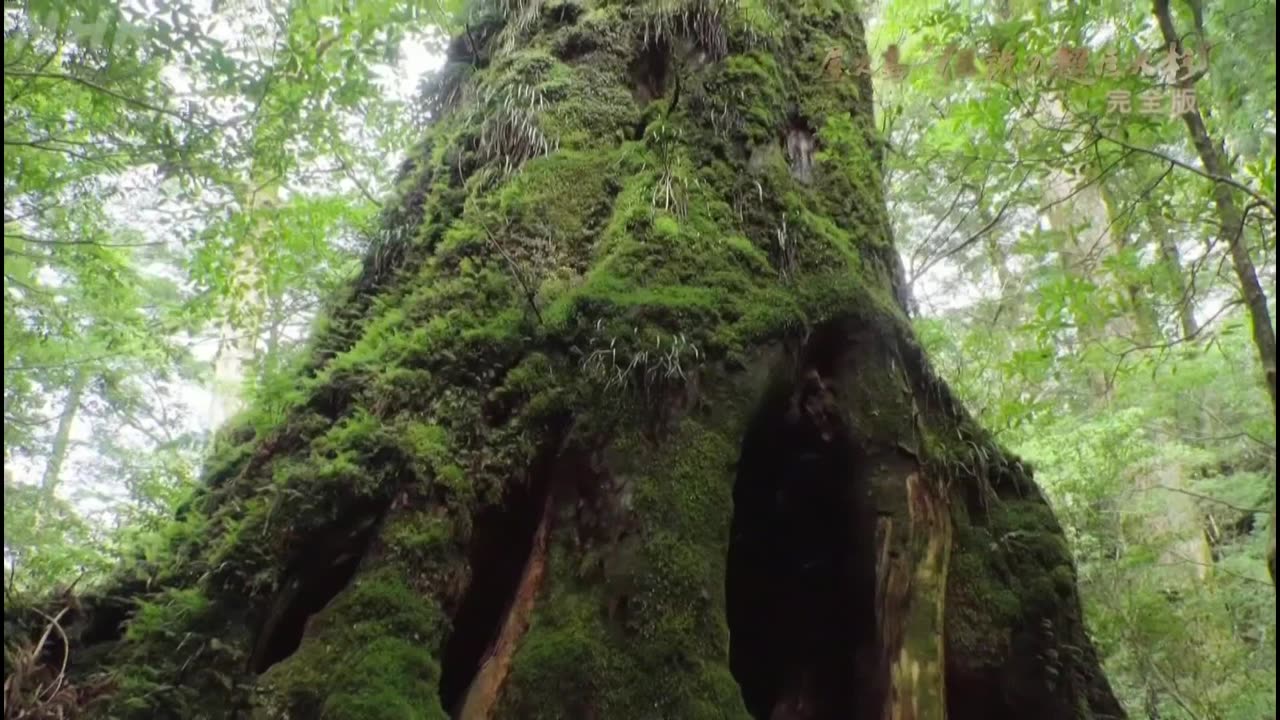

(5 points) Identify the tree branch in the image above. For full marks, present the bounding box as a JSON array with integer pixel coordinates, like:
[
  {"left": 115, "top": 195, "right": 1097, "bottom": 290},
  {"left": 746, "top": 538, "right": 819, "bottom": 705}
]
[
  {"left": 4, "top": 71, "right": 190, "bottom": 122},
  {"left": 1091, "top": 126, "right": 1275, "bottom": 218},
  {"left": 1141, "top": 484, "right": 1268, "bottom": 514}
]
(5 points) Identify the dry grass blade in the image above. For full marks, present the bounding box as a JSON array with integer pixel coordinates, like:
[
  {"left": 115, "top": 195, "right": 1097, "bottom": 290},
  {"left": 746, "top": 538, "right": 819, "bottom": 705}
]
[{"left": 4, "top": 606, "right": 86, "bottom": 720}]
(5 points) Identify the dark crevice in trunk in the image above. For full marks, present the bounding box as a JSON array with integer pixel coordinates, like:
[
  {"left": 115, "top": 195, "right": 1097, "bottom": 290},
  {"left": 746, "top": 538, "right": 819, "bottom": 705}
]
[
  {"left": 630, "top": 38, "right": 671, "bottom": 106},
  {"left": 726, "top": 365, "right": 880, "bottom": 719},
  {"left": 946, "top": 669, "right": 1018, "bottom": 720},
  {"left": 438, "top": 457, "right": 557, "bottom": 717},
  {"left": 76, "top": 591, "right": 137, "bottom": 648},
  {"left": 250, "top": 513, "right": 382, "bottom": 674}
]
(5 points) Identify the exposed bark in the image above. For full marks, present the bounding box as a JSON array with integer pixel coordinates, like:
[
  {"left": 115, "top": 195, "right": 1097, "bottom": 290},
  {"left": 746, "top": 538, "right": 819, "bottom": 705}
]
[
  {"left": 27, "top": 4, "right": 1125, "bottom": 719},
  {"left": 454, "top": 487, "right": 554, "bottom": 720},
  {"left": 877, "top": 472, "right": 951, "bottom": 720}
]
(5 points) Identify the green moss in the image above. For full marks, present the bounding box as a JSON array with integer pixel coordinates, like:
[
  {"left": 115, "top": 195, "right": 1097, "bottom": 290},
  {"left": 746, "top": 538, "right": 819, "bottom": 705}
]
[
  {"left": 85, "top": 3, "right": 920, "bottom": 716},
  {"left": 256, "top": 566, "right": 448, "bottom": 719},
  {"left": 540, "top": 151, "right": 845, "bottom": 369},
  {"left": 314, "top": 409, "right": 381, "bottom": 455},
  {"left": 794, "top": 207, "right": 862, "bottom": 267},
  {"left": 493, "top": 48, "right": 562, "bottom": 87},
  {"left": 367, "top": 366, "right": 434, "bottom": 406},
  {"left": 716, "top": 52, "right": 786, "bottom": 143},
  {"left": 1052, "top": 564, "right": 1077, "bottom": 596},
  {"left": 725, "top": 0, "right": 781, "bottom": 41},
  {"left": 497, "top": 599, "right": 611, "bottom": 718},
  {"left": 431, "top": 217, "right": 487, "bottom": 264},
  {"left": 124, "top": 588, "right": 211, "bottom": 643},
  {"left": 812, "top": 113, "right": 890, "bottom": 237},
  {"left": 947, "top": 492, "right": 1087, "bottom": 683},
  {"left": 299, "top": 409, "right": 395, "bottom": 497},
  {"left": 490, "top": 352, "right": 570, "bottom": 423},
  {"left": 317, "top": 640, "right": 446, "bottom": 720},
  {"left": 502, "top": 564, "right": 749, "bottom": 718},
  {"left": 201, "top": 431, "right": 256, "bottom": 488},
  {"left": 384, "top": 511, "right": 454, "bottom": 562},
  {"left": 97, "top": 584, "right": 251, "bottom": 718},
  {"left": 499, "top": 380, "right": 754, "bottom": 718},
  {"left": 391, "top": 420, "right": 469, "bottom": 496},
  {"left": 946, "top": 530, "right": 1019, "bottom": 665},
  {"left": 496, "top": 150, "right": 616, "bottom": 249},
  {"left": 538, "top": 63, "right": 637, "bottom": 147}
]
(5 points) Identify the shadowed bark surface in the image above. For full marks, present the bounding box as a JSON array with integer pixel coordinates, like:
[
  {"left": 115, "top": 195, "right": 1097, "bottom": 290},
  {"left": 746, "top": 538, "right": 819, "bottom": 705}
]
[{"left": 13, "top": 2, "right": 1125, "bottom": 718}]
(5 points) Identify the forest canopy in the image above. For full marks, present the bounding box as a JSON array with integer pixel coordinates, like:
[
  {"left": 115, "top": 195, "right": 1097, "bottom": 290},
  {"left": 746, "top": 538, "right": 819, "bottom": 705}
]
[{"left": 3, "top": 0, "right": 1276, "bottom": 718}]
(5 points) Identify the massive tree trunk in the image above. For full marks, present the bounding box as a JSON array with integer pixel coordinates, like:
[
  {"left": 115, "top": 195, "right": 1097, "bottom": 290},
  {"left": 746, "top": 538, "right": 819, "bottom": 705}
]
[{"left": 34, "top": 2, "right": 1122, "bottom": 718}]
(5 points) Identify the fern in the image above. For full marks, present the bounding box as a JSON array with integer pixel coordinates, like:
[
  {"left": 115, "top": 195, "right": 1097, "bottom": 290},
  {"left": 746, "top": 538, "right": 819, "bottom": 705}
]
[{"left": 471, "top": 82, "right": 556, "bottom": 177}]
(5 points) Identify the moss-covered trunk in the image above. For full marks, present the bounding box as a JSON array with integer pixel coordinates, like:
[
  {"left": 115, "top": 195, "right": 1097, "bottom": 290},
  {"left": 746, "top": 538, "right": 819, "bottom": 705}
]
[{"left": 29, "top": 2, "right": 1123, "bottom": 718}]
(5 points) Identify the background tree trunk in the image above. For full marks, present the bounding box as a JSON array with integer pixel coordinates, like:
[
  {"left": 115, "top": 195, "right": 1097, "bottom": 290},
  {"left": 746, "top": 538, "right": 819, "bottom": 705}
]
[
  {"left": 45, "top": 3, "right": 1124, "bottom": 718},
  {"left": 38, "top": 367, "right": 87, "bottom": 502}
]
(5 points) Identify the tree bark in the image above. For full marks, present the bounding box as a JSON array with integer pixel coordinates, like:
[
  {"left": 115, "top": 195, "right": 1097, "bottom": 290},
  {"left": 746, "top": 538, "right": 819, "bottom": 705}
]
[{"left": 45, "top": 3, "right": 1124, "bottom": 719}]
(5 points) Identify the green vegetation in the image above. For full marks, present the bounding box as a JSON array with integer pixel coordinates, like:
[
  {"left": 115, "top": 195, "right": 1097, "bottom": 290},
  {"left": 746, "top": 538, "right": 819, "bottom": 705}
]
[
  {"left": 872, "top": 0, "right": 1276, "bottom": 715},
  {"left": 3, "top": 0, "right": 1275, "bottom": 718}
]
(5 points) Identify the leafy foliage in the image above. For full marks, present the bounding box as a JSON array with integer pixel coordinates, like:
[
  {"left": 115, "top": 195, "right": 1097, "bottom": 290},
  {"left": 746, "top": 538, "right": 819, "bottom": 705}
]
[
  {"left": 1, "top": 0, "right": 1276, "bottom": 717},
  {"left": 4, "top": 0, "right": 443, "bottom": 593}
]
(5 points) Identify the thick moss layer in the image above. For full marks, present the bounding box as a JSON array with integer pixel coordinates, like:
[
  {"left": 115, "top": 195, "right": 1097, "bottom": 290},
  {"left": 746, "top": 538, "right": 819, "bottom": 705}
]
[
  {"left": 255, "top": 566, "right": 449, "bottom": 720},
  {"left": 498, "top": 362, "right": 774, "bottom": 718}
]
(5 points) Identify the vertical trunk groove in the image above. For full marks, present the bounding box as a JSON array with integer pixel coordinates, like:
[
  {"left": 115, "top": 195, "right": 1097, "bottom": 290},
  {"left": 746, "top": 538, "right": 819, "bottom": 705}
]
[{"left": 454, "top": 487, "right": 555, "bottom": 720}]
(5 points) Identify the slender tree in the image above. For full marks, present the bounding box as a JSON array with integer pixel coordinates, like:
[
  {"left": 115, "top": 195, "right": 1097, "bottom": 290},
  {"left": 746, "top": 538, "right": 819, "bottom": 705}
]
[
  {"left": 1150, "top": 0, "right": 1277, "bottom": 585},
  {"left": 1151, "top": 0, "right": 1276, "bottom": 409}
]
